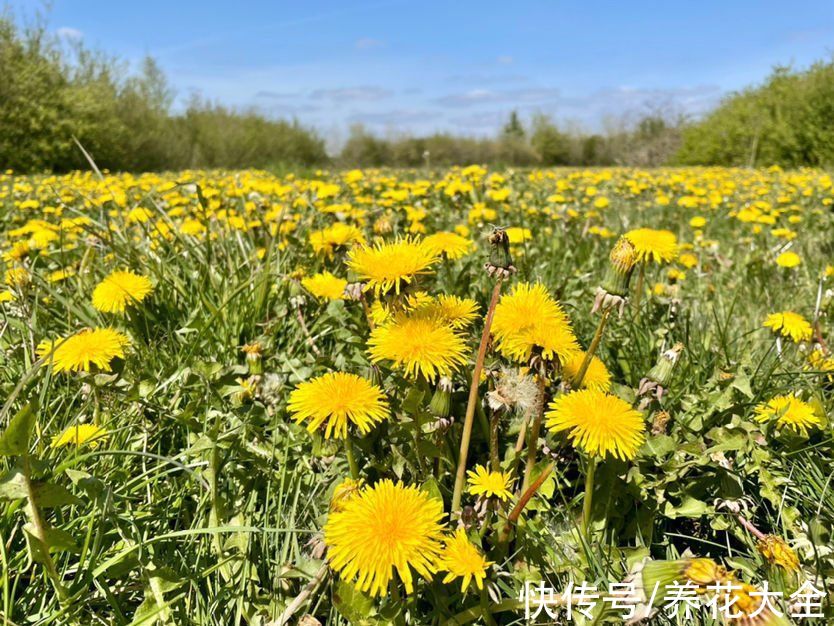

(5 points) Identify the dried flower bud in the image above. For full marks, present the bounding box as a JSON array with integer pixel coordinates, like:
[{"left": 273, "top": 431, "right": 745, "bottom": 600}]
[
  {"left": 600, "top": 236, "right": 637, "bottom": 298},
  {"left": 241, "top": 341, "right": 264, "bottom": 374},
  {"left": 757, "top": 535, "right": 800, "bottom": 573},
  {"left": 484, "top": 226, "right": 517, "bottom": 277}
]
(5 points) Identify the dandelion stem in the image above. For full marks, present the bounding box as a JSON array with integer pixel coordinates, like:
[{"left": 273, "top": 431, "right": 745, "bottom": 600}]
[
  {"left": 345, "top": 435, "right": 360, "bottom": 479},
  {"left": 451, "top": 278, "right": 503, "bottom": 516},
  {"left": 521, "top": 375, "right": 547, "bottom": 494},
  {"left": 498, "top": 460, "right": 554, "bottom": 543},
  {"left": 572, "top": 307, "right": 611, "bottom": 388},
  {"left": 21, "top": 454, "right": 69, "bottom": 603},
  {"left": 489, "top": 410, "right": 501, "bottom": 472},
  {"left": 581, "top": 455, "right": 598, "bottom": 536},
  {"left": 632, "top": 263, "right": 646, "bottom": 310}
]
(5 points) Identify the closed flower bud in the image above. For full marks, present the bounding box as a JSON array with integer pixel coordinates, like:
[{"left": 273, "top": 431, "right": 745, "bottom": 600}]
[{"left": 429, "top": 376, "right": 453, "bottom": 418}]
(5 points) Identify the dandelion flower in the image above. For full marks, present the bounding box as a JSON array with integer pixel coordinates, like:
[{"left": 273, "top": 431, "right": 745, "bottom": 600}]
[
  {"left": 423, "top": 231, "right": 473, "bottom": 260},
  {"left": 562, "top": 351, "right": 612, "bottom": 391},
  {"left": 37, "top": 328, "right": 130, "bottom": 373},
  {"left": 763, "top": 311, "right": 812, "bottom": 343},
  {"left": 491, "top": 282, "right": 579, "bottom": 364},
  {"left": 347, "top": 236, "right": 439, "bottom": 295},
  {"left": 439, "top": 529, "right": 492, "bottom": 592},
  {"left": 287, "top": 372, "right": 389, "bottom": 439},
  {"left": 775, "top": 251, "right": 801, "bottom": 268},
  {"left": 309, "top": 222, "right": 365, "bottom": 256},
  {"left": 624, "top": 228, "right": 678, "bottom": 264},
  {"left": 51, "top": 424, "right": 108, "bottom": 449},
  {"left": 301, "top": 271, "right": 347, "bottom": 300},
  {"left": 757, "top": 535, "right": 800, "bottom": 573},
  {"left": 754, "top": 395, "right": 821, "bottom": 435},
  {"left": 330, "top": 477, "right": 364, "bottom": 512},
  {"left": 410, "top": 294, "right": 479, "bottom": 329},
  {"left": 368, "top": 314, "right": 467, "bottom": 380},
  {"left": 92, "top": 270, "right": 153, "bottom": 314},
  {"left": 324, "top": 480, "right": 446, "bottom": 597},
  {"left": 467, "top": 465, "right": 513, "bottom": 501},
  {"left": 546, "top": 389, "right": 645, "bottom": 460}
]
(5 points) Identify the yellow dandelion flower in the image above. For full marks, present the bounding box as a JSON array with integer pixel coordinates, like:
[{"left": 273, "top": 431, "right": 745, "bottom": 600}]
[
  {"left": 678, "top": 252, "right": 698, "bottom": 269},
  {"left": 757, "top": 535, "right": 800, "bottom": 573},
  {"left": 763, "top": 311, "right": 812, "bottom": 343},
  {"left": 466, "top": 465, "right": 513, "bottom": 501},
  {"left": 409, "top": 294, "right": 479, "bottom": 329},
  {"left": 287, "top": 372, "right": 389, "bottom": 439},
  {"left": 301, "top": 271, "right": 347, "bottom": 300},
  {"left": 309, "top": 222, "right": 365, "bottom": 256},
  {"left": 562, "top": 351, "right": 612, "bottom": 391},
  {"left": 439, "top": 529, "right": 492, "bottom": 592},
  {"left": 624, "top": 228, "right": 678, "bottom": 264},
  {"left": 92, "top": 270, "right": 153, "bottom": 314},
  {"left": 37, "top": 328, "right": 130, "bottom": 373},
  {"left": 689, "top": 216, "right": 707, "bottom": 228},
  {"left": 330, "top": 477, "right": 365, "bottom": 512},
  {"left": 51, "top": 424, "right": 108, "bottom": 449},
  {"left": 347, "top": 236, "right": 439, "bottom": 295},
  {"left": 368, "top": 314, "right": 467, "bottom": 380},
  {"left": 491, "top": 282, "right": 579, "bottom": 364},
  {"left": 5, "top": 266, "right": 29, "bottom": 287},
  {"left": 546, "top": 389, "right": 645, "bottom": 460},
  {"left": 423, "top": 231, "right": 473, "bottom": 260},
  {"left": 754, "top": 395, "right": 821, "bottom": 435},
  {"left": 775, "top": 251, "right": 801, "bottom": 268},
  {"left": 324, "top": 480, "right": 446, "bottom": 597}
]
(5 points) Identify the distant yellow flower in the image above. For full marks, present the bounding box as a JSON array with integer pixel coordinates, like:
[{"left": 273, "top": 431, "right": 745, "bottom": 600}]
[
  {"left": 439, "top": 529, "right": 492, "bottom": 592},
  {"left": 287, "top": 372, "right": 389, "bottom": 439},
  {"left": 546, "top": 389, "right": 645, "bottom": 460},
  {"left": 324, "top": 480, "right": 446, "bottom": 597},
  {"left": 467, "top": 465, "right": 513, "bottom": 501},
  {"left": 37, "top": 328, "right": 129, "bottom": 373},
  {"left": 301, "top": 271, "right": 347, "bottom": 300},
  {"left": 754, "top": 395, "right": 821, "bottom": 435},
  {"left": 562, "top": 351, "right": 611, "bottom": 391},
  {"left": 5, "top": 266, "right": 29, "bottom": 287},
  {"left": 624, "top": 228, "right": 678, "bottom": 264},
  {"left": 763, "top": 311, "right": 812, "bottom": 343},
  {"left": 51, "top": 424, "right": 108, "bottom": 449},
  {"left": 309, "top": 222, "right": 365, "bottom": 256},
  {"left": 678, "top": 252, "right": 698, "bottom": 269},
  {"left": 368, "top": 314, "right": 467, "bottom": 380},
  {"left": 92, "top": 270, "right": 153, "bottom": 314},
  {"left": 689, "top": 216, "right": 706, "bottom": 228},
  {"left": 492, "top": 282, "right": 579, "bottom": 364},
  {"left": 347, "top": 236, "right": 439, "bottom": 295},
  {"left": 775, "top": 251, "right": 801, "bottom": 268},
  {"left": 423, "top": 231, "right": 473, "bottom": 260}
]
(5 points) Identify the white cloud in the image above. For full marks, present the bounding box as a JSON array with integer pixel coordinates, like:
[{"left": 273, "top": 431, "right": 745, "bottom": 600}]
[
  {"left": 310, "top": 86, "right": 393, "bottom": 102},
  {"left": 56, "top": 27, "right": 83, "bottom": 40}
]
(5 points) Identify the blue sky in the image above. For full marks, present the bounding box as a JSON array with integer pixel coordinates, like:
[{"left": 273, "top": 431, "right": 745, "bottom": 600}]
[{"left": 9, "top": 1, "right": 834, "bottom": 145}]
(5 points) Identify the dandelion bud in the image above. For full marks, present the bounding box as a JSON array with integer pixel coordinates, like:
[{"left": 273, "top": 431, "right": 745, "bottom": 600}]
[
  {"left": 429, "top": 376, "right": 453, "bottom": 418},
  {"left": 602, "top": 236, "right": 637, "bottom": 293},
  {"left": 638, "top": 343, "right": 683, "bottom": 400},
  {"left": 757, "top": 534, "right": 800, "bottom": 573},
  {"left": 484, "top": 226, "right": 517, "bottom": 278},
  {"left": 241, "top": 341, "right": 263, "bottom": 374}
]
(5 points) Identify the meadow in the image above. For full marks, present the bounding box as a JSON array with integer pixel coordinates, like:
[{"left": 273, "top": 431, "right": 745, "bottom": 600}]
[{"left": 0, "top": 164, "right": 832, "bottom": 625}]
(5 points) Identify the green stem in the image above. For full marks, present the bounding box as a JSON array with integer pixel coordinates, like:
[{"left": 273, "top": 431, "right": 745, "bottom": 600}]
[
  {"left": 572, "top": 307, "right": 611, "bottom": 388},
  {"left": 521, "top": 375, "right": 547, "bottom": 494},
  {"left": 21, "top": 454, "right": 69, "bottom": 603},
  {"left": 488, "top": 410, "right": 501, "bottom": 472},
  {"left": 451, "top": 278, "right": 503, "bottom": 516},
  {"left": 632, "top": 263, "right": 646, "bottom": 311},
  {"left": 390, "top": 577, "right": 406, "bottom": 626},
  {"left": 582, "top": 456, "right": 598, "bottom": 537},
  {"left": 345, "top": 435, "right": 360, "bottom": 480}
]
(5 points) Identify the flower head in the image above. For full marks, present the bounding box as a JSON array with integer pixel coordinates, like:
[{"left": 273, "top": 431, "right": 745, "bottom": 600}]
[
  {"left": 92, "top": 270, "right": 153, "bottom": 314},
  {"left": 775, "top": 251, "right": 801, "bottom": 268},
  {"left": 439, "top": 529, "right": 492, "bottom": 592},
  {"left": 492, "top": 282, "right": 580, "bottom": 364},
  {"left": 423, "top": 231, "right": 473, "bottom": 260},
  {"left": 51, "top": 424, "right": 108, "bottom": 449},
  {"left": 330, "top": 477, "right": 364, "bottom": 512},
  {"left": 37, "top": 328, "right": 130, "bottom": 373},
  {"left": 287, "top": 372, "right": 389, "bottom": 439},
  {"left": 301, "top": 271, "right": 347, "bottom": 300},
  {"left": 757, "top": 535, "right": 800, "bottom": 573},
  {"left": 347, "top": 236, "right": 439, "bottom": 295},
  {"left": 309, "top": 222, "right": 365, "bottom": 256},
  {"left": 763, "top": 311, "right": 812, "bottom": 343},
  {"left": 467, "top": 465, "right": 513, "bottom": 501},
  {"left": 368, "top": 314, "right": 467, "bottom": 380},
  {"left": 624, "top": 228, "right": 678, "bottom": 264},
  {"left": 546, "top": 389, "right": 645, "bottom": 460},
  {"left": 562, "top": 351, "right": 611, "bottom": 391},
  {"left": 324, "top": 480, "right": 446, "bottom": 597},
  {"left": 754, "top": 395, "right": 821, "bottom": 435}
]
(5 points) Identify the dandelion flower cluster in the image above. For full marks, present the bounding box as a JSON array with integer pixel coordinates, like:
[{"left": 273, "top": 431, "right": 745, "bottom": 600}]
[
  {"left": 287, "top": 372, "right": 389, "bottom": 439},
  {"left": 763, "top": 311, "right": 812, "bottom": 343},
  {"left": 546, "top": 389, "right": 645, "bottom": 460},
  {"left": 92, "top": 270, "right": 153, "bottom": 314},
  {"left": 37, "top": 328, "right": 130, "bottom": 373},
  {"left": 491, "top": 282, "right": 579, "bottom": 364},
  {"left": 324, "top": 480, "right": 446, "bottom": 597}
]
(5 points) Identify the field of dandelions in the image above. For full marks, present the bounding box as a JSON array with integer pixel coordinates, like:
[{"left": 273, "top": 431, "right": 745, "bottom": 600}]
[{"left": 1, "top": 165, "right": 833, "bottom": 625}]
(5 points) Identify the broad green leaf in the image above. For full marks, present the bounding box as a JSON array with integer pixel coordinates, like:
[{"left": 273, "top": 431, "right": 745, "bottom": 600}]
[{"left": 0, "top": 402, "right": 38, "bottom": 456}]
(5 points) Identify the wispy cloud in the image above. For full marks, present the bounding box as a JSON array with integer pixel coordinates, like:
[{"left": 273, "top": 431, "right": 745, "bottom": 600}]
[
  {"left": 434, "top": 87, "right": 560, "bottom": 108},
  {"left": 56, "top": 27, "right": 83, "bottom": 40},
  {"left": 310, "top": 86, "right": 394, "bottom": 102},
  {"left": 348, "top": 109, "right": 441, "bottom": 125}
]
